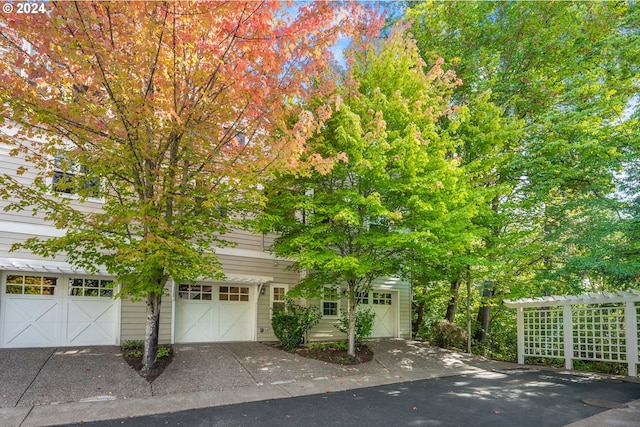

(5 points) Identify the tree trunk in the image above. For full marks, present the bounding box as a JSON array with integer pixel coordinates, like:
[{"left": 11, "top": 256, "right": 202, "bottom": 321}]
[
  {"left": 445, "top": 278, "right": 461, "bottom": 322},
  {"left": 412, "top": 282, "right": 428, "bottom": 336},
  {"left": 348, "top": 295, "right": 357, "bottom": 359},
  {"left": 466, "top": 267, "right": 472, "bottom": 354},
  {"left": 474, "top": 286, "right": 494, "bottom": 348},
  {"left": 142, "top": 291, "right": 162, "bottom": 373}
]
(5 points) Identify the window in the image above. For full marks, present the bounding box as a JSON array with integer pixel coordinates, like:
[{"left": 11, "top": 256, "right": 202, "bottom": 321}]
[
  {"left": 69, "top": 278, "right": 114, "bottom": 297},
  {"left": 373, "top": 292, "right": 392, "bottom": 305},
  {"left": 52, "top": 152, "right": 99, "bottom": 197},
  {"left": 322, "top": 287, "right": 339, "bottom": 316},
  {"left": 5, "top": 275, "right": 57, "bottom": 295},
  {"left": 219, "top": 286, "right": 249, "bottom": 302},
  {"left": 356, "top": 292, "right": 369, "bottom": 304},
  {"left": 271, "top": 285, "right": 288, "bottom": 316},
  {"left": 178, "top": 284, "right": 213, "bottom": 300}
]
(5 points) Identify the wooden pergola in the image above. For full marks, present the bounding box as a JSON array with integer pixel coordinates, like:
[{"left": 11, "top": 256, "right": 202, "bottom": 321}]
[{"left": 504, "top": 290, "right": 640, "bottom": 377}]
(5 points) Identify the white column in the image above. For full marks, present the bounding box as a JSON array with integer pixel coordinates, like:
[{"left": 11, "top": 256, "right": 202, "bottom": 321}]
[
  {"left": 170, "top": 277, "right": 176, "bottom": 344},
  {"left": 625, "top": 301, "right": 638, "bottom": 377},
  {"left": 517, "top": 307, "right": 524, "bottom": 365},
  {"left": 563, "top": 305, "right": 573, "bottom": 370}
]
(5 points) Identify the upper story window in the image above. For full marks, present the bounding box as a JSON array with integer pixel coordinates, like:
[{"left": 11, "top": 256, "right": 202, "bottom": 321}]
[
  {"left": 52, "top": 152, "right": 99, "bottom": 197},
  {"left": 322, "top": 286, "right": 339, "bottom": 317}
]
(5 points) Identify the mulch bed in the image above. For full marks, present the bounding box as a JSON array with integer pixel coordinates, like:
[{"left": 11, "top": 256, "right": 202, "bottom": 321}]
[
  {"left": 292, "top": 344, "right": 374, "bottom": 365},
  {"left": 122, "top": 346, "right": 174, "bottom": 383}
]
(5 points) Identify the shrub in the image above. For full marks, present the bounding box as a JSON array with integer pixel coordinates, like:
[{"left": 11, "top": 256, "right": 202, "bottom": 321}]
[
  {"left": 335, "top": 308, "right": 375, "bottom": 343},
  {"left": 431, "top": 321, "right": 466, "bottom": 349},
  {"left": 272, "top": 300, "right": 321, "bottom": 350},
  {"left": 156, "top": 346, "right": 171, "bottom": 359},
  {"left": 121, "top": 340, "right": 144, "bottom": 350}
]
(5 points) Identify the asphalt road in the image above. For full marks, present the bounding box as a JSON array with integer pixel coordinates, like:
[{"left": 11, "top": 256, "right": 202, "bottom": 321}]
[{"left": 79, "top": 369, "right": 640, "bottom": 427}]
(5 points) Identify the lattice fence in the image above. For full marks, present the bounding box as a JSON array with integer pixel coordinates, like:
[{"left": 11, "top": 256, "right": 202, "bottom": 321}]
[
  {"left": 505, "top": 291, "right": 640, "bottom": 377},
  {"left": 522, "top": 308, "right": 564, "bottom": 358}
]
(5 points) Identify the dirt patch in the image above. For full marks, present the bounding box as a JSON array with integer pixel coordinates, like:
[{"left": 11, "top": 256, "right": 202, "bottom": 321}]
[
  {"left": 291, "top": 344, "right": 374, "bottom": 365},
  {"left": 122, "top": 346, "right": 174, "bottom": 383}
]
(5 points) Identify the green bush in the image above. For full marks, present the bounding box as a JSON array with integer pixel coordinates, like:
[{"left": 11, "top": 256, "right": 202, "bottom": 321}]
[
  {"left": 272, "top": 300, "right": 321, "bottom": 350},
  {"left": 156, "top": 346, "right": 171, "bottom": 359},
  {"left": 431, "top": 321, "right": 466, "bottom": 349},
  {"left": 121, "top": 340, "right": 144, "bottom": 350},
  {"left": 335, "top": 308, "right": 375, "bottom": 343}
]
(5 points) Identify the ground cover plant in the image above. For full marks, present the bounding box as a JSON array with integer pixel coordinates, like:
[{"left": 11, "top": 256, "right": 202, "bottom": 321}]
[{"left": 121, "top": 340, "right": 173, "bottom": 382}]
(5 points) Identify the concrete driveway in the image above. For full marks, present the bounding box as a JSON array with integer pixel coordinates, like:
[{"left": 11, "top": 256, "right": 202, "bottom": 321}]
[{"left": 0, "top": 339, "right": 638, "bottom": 426}]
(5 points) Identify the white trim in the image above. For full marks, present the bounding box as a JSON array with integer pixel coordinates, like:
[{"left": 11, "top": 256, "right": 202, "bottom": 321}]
[
  {"left": 0, "top": 257, "right": 111, "bottom": 275},
  {"left": 504, "top": 290, "right": 640, "bottom": 308},
  {"left": 270, "top": 283, "right": 289, "bottom": 319},
  {"left": 169, "top": 277, "right": 176, "bottom": 345},
  {"left": 223, "top": 273, "right": 273, "bottom": 285}
]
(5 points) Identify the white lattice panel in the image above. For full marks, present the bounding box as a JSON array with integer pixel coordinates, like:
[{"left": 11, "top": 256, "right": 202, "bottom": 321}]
[
  {"left": 523, "top": 308, "right": 564, "bottom": 358},
  {"left": 572, "top": 305, "right": 626, "bottom": 362}
]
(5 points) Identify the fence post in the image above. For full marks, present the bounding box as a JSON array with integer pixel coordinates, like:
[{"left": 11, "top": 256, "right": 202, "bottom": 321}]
[
  {"left": 517, "top": 307, "right": 524, "bottom": 365},
  {"left": 563, "top": 305, "right": 573, "bottom": 370},
  {"left": 625, "top": 301, "right": 638, "bottom": 377}
]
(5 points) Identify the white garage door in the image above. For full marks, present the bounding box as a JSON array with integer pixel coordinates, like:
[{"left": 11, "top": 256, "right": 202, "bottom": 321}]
[
  {"left": 1, "top": 273, "right": 118, "bottom": 348},
  {"left": 175, "top": 283, "right": 255, "bottom": 343},
  {"left": 359, "top": 291, "right": 396, "bottom": 338}
]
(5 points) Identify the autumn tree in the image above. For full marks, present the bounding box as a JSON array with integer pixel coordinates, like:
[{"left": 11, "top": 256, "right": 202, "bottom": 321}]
[
  {"left": 0, "top": 1, "right": 372, "bottom": 372},
  {"left": 259, "top": 29, "right": 465, "bottom": 358}
]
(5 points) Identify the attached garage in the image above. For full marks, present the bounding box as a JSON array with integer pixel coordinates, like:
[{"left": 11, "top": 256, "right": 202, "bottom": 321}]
[
  {"left": 175, "top": 283, "right": 255, "bottom": 343},
  {"left": 173, "top": 274, "right": 272, "bottom": 344},
  {"left": 358, "top": 290, "right": 397, "bottom": 338},
  {"left": 0, "top": 270, "right": 119, "bottom": 348}
]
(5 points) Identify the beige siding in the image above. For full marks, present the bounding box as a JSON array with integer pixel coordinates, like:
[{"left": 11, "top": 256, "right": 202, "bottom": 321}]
[
  {"left": 0, "top": 148, "right": 105, "bottom": 223},
  {"left": 120, "top": 297, "right": 173, "bottom": 344},
  {"left": 305, "top": 277, "right": 412, "bottom": 342},
  {"left": 0, "top": 232, "right": 68, "bottom": 261}
]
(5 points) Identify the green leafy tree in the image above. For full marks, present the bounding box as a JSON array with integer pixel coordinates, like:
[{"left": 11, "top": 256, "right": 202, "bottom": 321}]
[
  {"left": 406, "top": 1, "right": 638, "bottom": 355},
  {"left": 260, "top": 30, "right": 465, "bottom": 358}
]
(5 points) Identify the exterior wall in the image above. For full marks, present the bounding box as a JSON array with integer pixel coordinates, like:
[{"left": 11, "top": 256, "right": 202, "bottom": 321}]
[
  {"left": 1, "top": 147, "right": 413, "bottom": 347},
  {"left": 120, "top": 298, "right": 173, "bottom": 344},
  {"left": 267, "top": 276, "right": 412, "bottom": 343}
]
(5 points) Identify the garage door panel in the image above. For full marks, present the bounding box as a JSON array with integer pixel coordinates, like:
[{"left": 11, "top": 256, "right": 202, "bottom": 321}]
[
  {"left": 176, "top": 283, "right": 255, "bottom": 343},
  {"left": 371, "top": 305, "right": 393, "bottom": 338},
  {"left": 2, "top": 298, "right": 60, "bottom": 347},
  {"left": 359, "top": 291, "right": 395, "bottom": 339},
  {"left": 1, "top": 274, "right": 118, "bottom": 348},
  {"left": 218, "top": 303, "right": 253, "bottom": 341},
  {"left": 175, "top": 302, "right": 218, "bottom": 343},
  {"left": 65, "top": 299, "right": 118, "bottom": 345}
]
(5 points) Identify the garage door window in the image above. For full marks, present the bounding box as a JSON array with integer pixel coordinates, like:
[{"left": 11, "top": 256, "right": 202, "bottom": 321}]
[
  {"left": 5, "top": 275, "right": 57, "bottom": 295},
  {"left": 220, "top": 286, "right": 249, "bottom": 302},
  {"left": 178, "top": 284, "right": 213, "bottom": 300},
  {"left": 69, "top": 278, "right": 114, "bottom": 297},
  {"left": 373, "top": 292, "right": 392, "bottom": 305}
]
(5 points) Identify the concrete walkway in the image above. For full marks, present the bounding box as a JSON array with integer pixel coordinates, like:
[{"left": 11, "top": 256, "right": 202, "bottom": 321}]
[{"left": 0, "top": 339, "right": 638, "bottom": 426}]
